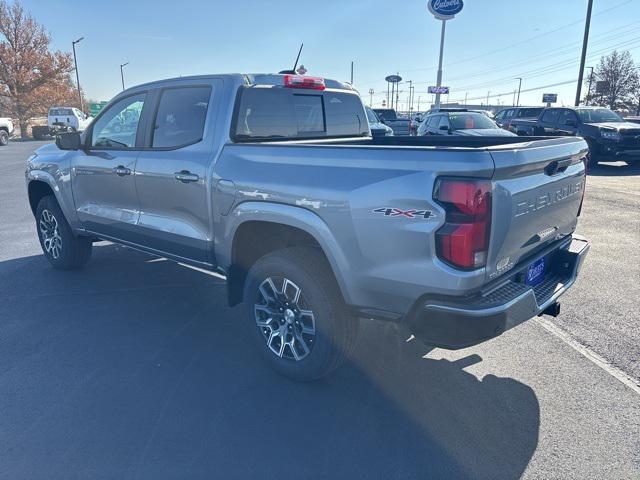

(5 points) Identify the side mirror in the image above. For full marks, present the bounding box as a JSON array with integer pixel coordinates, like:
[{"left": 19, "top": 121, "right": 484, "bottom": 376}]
[
  {"left": 55, "top": 131, "right": 82, "bottom": 151},
  {"left": 565, "top": 119, "right": 578, "bottom": 127}
]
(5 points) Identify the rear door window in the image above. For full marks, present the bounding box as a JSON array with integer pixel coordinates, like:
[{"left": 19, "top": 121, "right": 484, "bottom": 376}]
[{"left": 152, "top": 86, "right": 212, "bottom": 148}]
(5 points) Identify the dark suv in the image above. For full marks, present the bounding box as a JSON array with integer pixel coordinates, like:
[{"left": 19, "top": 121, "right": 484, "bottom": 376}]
[
  {"left": 494, "top": 107, "right": 544, "bottom": 131},
  {"left": 510, "top": 106, "right": 640, "bottom": 166}
]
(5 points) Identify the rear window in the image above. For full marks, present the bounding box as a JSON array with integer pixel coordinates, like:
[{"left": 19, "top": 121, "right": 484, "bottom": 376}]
[
  {"left": 49, "top": 108, "right": 73, "bottom": 116},
  {"left": 517, "top": 108, "right": 543, "bottom": 118},
  {"left": 449, "top": 112, "right": 497, "bottom": 130},
  {"left": 373, "top": 109, "right": 397, "bottom": 121},
  {"left": 233, "top": 87, "right": 367, "bottom": 141}
]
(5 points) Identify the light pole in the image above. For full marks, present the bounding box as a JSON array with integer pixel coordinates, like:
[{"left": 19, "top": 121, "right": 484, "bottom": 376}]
[
  {"left": 434, "top": 19, "right": 446, "bottom": 109},
  {"left": 486, "top": 91, "right": 491, "bottom": 107},
  {"left": 72, "top": 37, "right": 84, "bottom": 112},
  {"left": 120, "top": 62, "right": 129, "bottom": 91},
  {"left": 515, "top": 77, "right": 522, "bottom": 106},
  {"left": 575, "top": 0, "right": 594, "bottom": 106},
  {"left": 368, "top": 88, "right": 374, "bottom": 107}
]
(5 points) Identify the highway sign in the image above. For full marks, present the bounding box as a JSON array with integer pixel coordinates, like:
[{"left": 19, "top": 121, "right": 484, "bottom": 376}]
[{"left": 89, "top": 101, "right": 108, "bottom": 117}]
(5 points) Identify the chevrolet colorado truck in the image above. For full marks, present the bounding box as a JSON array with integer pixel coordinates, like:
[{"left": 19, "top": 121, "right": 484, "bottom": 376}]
[
  {"left": 25, "top": 73, "right": 590, "bottom": 381},
  {"left": 509, "top": 106, "right": 640, "bottom": 167}
]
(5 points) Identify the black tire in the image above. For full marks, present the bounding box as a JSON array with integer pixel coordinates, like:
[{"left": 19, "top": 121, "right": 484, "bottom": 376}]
[
  {"left": 585, "top": 139, "right": 599, "bottom": 169},
  {"left": 243, "top": 246, "right": 358, "bottom": 381},
  {"left": 0, "top": 130, "right": 8, "bottom": 146},
  {"left": 35, "top": 195, "right": 92, "bottom": 270}
]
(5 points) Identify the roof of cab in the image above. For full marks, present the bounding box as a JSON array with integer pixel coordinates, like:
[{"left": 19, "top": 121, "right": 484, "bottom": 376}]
[{"left": 124, "top": 73, "right": 355, "bottom": 92}]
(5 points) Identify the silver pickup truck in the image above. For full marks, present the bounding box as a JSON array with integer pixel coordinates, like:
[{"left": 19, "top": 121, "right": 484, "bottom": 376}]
[{"left": 25, "top": 73, "right": 590, "bottom": 380}]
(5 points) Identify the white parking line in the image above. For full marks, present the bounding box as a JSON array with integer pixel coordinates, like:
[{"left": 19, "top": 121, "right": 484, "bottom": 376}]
[
  {"left": 536, "top": 317, "right": 640, "bottom": 395},
  {"left": 178, "top": 262, "right": 227, "bottom": 280}
]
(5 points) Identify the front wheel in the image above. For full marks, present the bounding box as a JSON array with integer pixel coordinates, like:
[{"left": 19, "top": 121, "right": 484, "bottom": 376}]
[
  {"left": 0, "top": 130, "right": 8, "bottom": 146},
  {"left": 36, "top": 195, "right": 93, "bottom": 269},
  {"left": 244, "top": 247, "right": 358, "bottom": 381}
]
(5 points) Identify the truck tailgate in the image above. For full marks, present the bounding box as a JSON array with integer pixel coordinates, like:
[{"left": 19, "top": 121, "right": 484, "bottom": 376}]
[{"left": 486, "top": 137, "right": 588, "bottom": 281}]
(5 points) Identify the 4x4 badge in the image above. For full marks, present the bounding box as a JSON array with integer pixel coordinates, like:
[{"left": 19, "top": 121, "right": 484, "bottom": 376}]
[{"left": 373, "top": 207, "right": 434, "bottom": 219}]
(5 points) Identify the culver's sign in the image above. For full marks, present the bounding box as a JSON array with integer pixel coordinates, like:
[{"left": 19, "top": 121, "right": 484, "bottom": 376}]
[{"left": 428, "top": 0, "right": 464, "bottom": 20}]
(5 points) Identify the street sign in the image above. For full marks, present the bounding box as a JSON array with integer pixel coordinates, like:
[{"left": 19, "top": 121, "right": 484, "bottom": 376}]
[
  {"left": 296, "top": 64, "right": 307, "bottom": 75},
  {"left": 428, "top": 86, "right": 449, "bottom": 94},
  {"left": 542, "top": 93, "right": 558, "bottom": 104},
  {"left": 595, "top": 80, "right": 609, "bottom": 94},
  {"left": 428, "top": 0, "right": 464, "bottom": 20},
  {"left": 385, "top": 75, "right": 402, "bottom": 83},
  {"left": 89, "top": 101, "right": 108, "bottom": 117}
]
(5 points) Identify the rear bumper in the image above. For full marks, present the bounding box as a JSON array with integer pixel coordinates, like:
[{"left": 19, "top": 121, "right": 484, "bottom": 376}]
[{"left": 407, "top": 235, "right": 590, "bottom": 349}]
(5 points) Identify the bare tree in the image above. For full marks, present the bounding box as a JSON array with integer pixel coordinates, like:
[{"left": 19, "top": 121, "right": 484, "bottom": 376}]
[
  {"left": 590, "top": 50, "right": 639, "bottom": 111},
  {"left": 0, "top": 0, "right": 74, "bottom": 137}
]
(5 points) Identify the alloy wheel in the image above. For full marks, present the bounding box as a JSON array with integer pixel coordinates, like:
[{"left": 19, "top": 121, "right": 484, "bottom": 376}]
[
  {"left": 254, "top": 276, "right": 316, "bottom": 361},
  {"left": 39, "top": 209, "right": 62, "bottom": 259}
]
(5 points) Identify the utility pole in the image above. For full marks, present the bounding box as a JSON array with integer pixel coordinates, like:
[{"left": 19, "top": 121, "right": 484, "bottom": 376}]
[
  {"left": 434, "top": 20, "right": 447, "bottom": 109},
  {"left": 515, "top": 77, "right": 522, "bottom": 106},
  {"left": 386, "top": 82, "right": 390, "bottom": 108},
  {"left": 407, "top": 80, "right": 412, "bottom": 113},
  {"left": 417, "top": 96, "right": 421, "bottom": 111},
  {"left": 350, "top": 61, "right": 354, "bottom": 84},
  {"left": 72, "top": 37, "right": 84, "bottom": 112},
  {"left": 575, "top": 0, "right": 594, "bottom": 106},
  {"left": 464, "top": 92, "right": 468, "bottom": 106},
  {"left": 368, "top": 88, "right": 374, "bottom": 107},
  {"left": 120, "top": 62, "right": 129, "bottom": 91},
  {"left": 486, "top": 91, "right": 491, "bottom": 107},
  {"left": 586, "top": 67, "right": 594, "bottom": 105}
]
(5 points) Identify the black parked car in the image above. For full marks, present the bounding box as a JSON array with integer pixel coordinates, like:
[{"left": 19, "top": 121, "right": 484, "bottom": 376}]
[
  {"left": 510, "top": 106, "right": 640, "bottom": 167},
  {"left": 416, "top": 111, "right": 516, "bottom": 137}
]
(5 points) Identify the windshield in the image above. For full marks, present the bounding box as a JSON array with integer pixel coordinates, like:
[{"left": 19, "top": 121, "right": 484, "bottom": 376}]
[
  {"left": 577, "top": 108, "right": 623, "bottom": 123},
  {"left": 365, "top": 108, "right": 379, "bottom": 124},
  {"left": 449, "top": 112, "right": 498, "bottom": 130}
]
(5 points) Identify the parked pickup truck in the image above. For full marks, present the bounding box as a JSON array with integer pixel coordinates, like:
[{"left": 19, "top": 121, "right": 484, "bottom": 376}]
[
  {"left": 0, "top": 116, "right": 14, "bottom": 146},
  {"left": 372, "top": 108, "right": 413, "bottom": 135},
  {"left": 509, "top": 106, "right": 640, "bottom": 167},
  {"left": 25, "top": 73, "right": 590, "bottom": 381}
]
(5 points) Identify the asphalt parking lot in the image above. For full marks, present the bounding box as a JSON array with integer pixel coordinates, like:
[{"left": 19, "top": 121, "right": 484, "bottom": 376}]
[{"left": 1, "top": 140, "right": 639, "bottom": 479}]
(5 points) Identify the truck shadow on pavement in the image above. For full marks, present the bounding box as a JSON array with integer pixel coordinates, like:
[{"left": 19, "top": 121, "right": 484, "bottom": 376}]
[{"left": 0, "top": 244, "right": 540, "bottom": 480}]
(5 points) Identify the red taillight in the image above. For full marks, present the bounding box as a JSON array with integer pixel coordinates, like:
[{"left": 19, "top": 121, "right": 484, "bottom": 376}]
[
  {"left": 283, "top": 75, "right": 325, "bottom": 90},
  {"left": 434, "top": 178, "right": 492, "bottom": 270}
]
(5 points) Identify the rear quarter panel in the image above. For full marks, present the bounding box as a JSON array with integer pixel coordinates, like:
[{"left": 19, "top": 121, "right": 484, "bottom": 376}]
[{"left": 215, "top": 143, "right": 495, "bottom": 315}]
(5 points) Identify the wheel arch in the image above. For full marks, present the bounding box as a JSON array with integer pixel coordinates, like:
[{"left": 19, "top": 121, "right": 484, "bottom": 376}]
[{"left": 224, "top": 202, "right": 352, "bottom": 308}]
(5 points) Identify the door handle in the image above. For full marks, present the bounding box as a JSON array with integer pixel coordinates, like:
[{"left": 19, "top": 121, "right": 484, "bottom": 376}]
[
  {"left": 174, "top": 170, "right": 199, "bottom": 183},
  {"left": 113, "top": 165, "right": 131, "bottom": 176}
]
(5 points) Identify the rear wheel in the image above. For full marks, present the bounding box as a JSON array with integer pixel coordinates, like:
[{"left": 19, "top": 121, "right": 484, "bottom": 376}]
[
  {"left": 36, "top": 195, "right": 92, "bottom": 270},
  {"left": 243, "top": 247, "right": 358, "bottom": 381},
  {"left": 0, "top": 130, "right": 8, "bottom": 146}
]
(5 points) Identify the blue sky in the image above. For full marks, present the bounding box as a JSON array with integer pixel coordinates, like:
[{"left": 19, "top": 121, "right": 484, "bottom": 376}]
[{"left": 20, "top": 0, "right": 640, "bottom": 109}]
